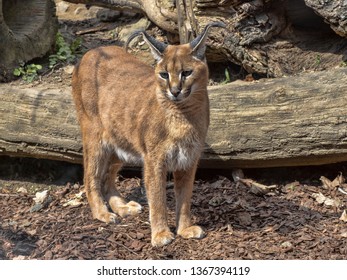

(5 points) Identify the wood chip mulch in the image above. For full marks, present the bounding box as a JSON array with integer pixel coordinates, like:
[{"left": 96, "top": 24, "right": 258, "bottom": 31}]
[{"left": 1, "top": 165, "right": 347, "bottom": 260}]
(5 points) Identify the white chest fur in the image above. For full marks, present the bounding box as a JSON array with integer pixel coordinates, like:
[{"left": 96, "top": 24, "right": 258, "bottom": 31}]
[
  {"left": 114, "top": 146, "right": 143, "bottom": 164},
  {"left": 103, "top": 139, "right": 201, "bottom": 171},
  {"left": 166, "top": 142, "right": 201, "bottom": 171}
]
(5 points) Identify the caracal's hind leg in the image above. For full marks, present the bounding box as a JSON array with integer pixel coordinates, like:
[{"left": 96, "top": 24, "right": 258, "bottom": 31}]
[
  {"left": 102, "top": 155, "right": 142, "bottom": 218},
  {"left": 82, "top": 129, "right": 118, "bottom": 224}
]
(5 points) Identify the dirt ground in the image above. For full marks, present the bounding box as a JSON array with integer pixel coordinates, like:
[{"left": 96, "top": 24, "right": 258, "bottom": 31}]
[{"left": 1, "top": 1, "right": 347, "bottom": 260}]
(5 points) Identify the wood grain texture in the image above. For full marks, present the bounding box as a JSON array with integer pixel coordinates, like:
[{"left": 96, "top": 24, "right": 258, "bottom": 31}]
[
  {"left": 1, "top": 67, "right": 347, "bottom": 168},
  {"left": 0, "top": 85, "right": 82, "bottom": 162},
  {"left": 205, "top": 68, "right": 347, "bottom": 168}
]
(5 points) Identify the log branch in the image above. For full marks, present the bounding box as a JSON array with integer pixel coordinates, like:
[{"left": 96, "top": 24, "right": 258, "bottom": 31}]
[
  {"left": 63, "top": 0, "right": 143, "bottom": 13},
  {"left": 63, "top": 0, "right": 178, "bottom": 32},
  {"left": 1, "top": 68, "right": 347, "bottom": 168},
  {"left": 232, "top": 169, "right": 278, "bottom": 195}
]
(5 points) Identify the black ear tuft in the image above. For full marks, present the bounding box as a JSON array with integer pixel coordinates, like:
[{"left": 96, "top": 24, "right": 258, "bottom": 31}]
[
  {"left": 190, "top": 22, "right": 226, "bottom": 60},
  {"left": 126, "top": 30, "right": 167, "bottom": 61}
]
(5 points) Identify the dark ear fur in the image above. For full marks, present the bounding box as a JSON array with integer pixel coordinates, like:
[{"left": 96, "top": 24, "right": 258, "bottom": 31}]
[
  {"left": 190, "top": 22, "right": 226, "bottom": 60},
  {"left": 126, "top": 30, "right": 167, "bottom": 61}
]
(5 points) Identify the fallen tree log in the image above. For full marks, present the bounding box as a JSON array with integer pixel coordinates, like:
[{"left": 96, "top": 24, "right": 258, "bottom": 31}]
[{"left": 1, "top": 67, "right": 347, "bottom": 168}]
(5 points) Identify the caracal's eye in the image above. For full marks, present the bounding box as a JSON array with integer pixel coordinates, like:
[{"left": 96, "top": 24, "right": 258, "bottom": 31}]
[
  {"left": 159, "top": 72, "right": 169, "bottom": 79},
  {"left": 181, "top": 70, "right": 193, "bottom": 78}
]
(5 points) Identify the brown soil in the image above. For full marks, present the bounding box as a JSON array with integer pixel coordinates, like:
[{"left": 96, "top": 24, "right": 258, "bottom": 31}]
[{"left": 1, "top": 1, "right": 347, "bottom": 260}]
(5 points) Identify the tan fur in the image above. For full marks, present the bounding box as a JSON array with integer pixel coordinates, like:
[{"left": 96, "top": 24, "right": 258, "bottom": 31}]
[{"left": 72, "top": 41, "right": 210, "bottom": 246}]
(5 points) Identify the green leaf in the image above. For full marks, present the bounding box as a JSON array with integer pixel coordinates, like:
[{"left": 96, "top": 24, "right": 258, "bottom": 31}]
[
  {"left": 13, "top": 68, "right": 22, "bottom": 76},
  {"left": 221, "top": 68, "right": 231, "bottom": 84}
]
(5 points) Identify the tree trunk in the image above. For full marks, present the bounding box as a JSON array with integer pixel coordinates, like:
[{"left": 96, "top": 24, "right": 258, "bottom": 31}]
[
  {"left": 304, "top": 0, "right": 347, "bottom": 37},
  {"left": 63, "top": 0, "right": 347, "bottom": 78},
  {"left": 0, "top": 0, "right": 58, "bottom": 82},
  {"left": 1, "top": 67, "right": 347, "bottom": 168}
]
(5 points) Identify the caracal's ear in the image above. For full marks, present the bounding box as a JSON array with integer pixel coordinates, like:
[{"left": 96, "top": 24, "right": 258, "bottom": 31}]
[
  {"left": 126, "top": 30, "right": 167, "bottom": 61},
  {"left": 190, "top": 22, "right": 226, "bottom": 61}
]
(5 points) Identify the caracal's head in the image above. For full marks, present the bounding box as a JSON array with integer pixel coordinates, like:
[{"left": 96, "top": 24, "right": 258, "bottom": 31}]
[
  {"left": 127, "top": 22, "right": 226, "bottom": 102},
  {"left": 154, "top": 44, "right": 209, "bottom": 102}
]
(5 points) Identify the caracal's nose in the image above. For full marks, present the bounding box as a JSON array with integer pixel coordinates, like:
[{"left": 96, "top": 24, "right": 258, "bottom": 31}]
[{"left": 170, "top": 86, "right": 181, "bottom": 97}]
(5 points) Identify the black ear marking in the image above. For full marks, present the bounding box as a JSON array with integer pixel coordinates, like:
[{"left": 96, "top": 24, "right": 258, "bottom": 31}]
[
  {"left": 190, "top": 22, "right": 226, "bottom": 60},
  {"left": 126, "top": 30, "right": 168, "bottom": 61}
]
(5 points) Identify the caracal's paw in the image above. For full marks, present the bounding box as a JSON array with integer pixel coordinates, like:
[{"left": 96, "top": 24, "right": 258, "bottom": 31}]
[
  {"left": 151, "top": 230, "right": 175, "bottom": 247},
  {"left": 178, "top": 225, "right": 205, "bottom": 239},
  {"left": 126, "top": 201, "right": 142, "bottom": 214},
  {"left": 115, "top": 201, "right": 142, "bottom": 218},
  {"left": 94, "top": 211, "right": 119, "bottom": 224}
]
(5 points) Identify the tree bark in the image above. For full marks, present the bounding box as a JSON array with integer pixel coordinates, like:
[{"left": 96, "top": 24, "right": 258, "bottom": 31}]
[
  {"left": 63, "top": 0, "right": 178, "bottom": 32},
  {"left": 1, "top": 67, "right": 347, "bottom": 168},
  {"left": 63, "top": 0, "right": 347, "bottom": 78},
  {"left": 304, "top": 0, "right": 347, "bottom": 37}
]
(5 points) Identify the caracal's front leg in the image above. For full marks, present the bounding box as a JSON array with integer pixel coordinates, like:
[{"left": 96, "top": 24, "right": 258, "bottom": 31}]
[
  {"left": 174, "top": 162, "right": 205, "bottom": 239},
  {"left": 144, "top": 158, "right": 174, "bottom": 247}
]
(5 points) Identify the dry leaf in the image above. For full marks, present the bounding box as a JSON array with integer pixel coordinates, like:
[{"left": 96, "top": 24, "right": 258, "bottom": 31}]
[
  {"left": 324, "top": 197, "right": 340, "bottom": 207},
  {"left": 311, "top": 192, "right": 341, "bottom": 207},
  {"left": 12, "top": 255, "right": 27, "bottom": 260},
  {"left": 312, "top": 192, "right": 326, "bottom": 204},
  {"left": 339, "top": 210, "right": 347, "bottom": 222},
  {"left": 281, "top": 241, "right": 293, "bottom": 247},
  {"left": 75, "top": 191, "right": 84, "bottom": 199},
  {"left": 283, "top": 181, "right": 300, "bottom": 192},
  {"left": 62, "top": 191, "right": 85, "bottom": 207},
  {"left": 33, "top": 190, "right": 49, "bottom": 204},
  {"left": 98, "top": 227, "right": 106, "bottom": 233},
  {"left": 17, "top": 187, "right": 28, "bottom": 194},
  {"left": 281, "top": 241, "right": 293, "bottom": 251},
  {"left": 332, "top": 173, "right": 345, "bottom": 187},
  {"left": 321, "top": 173, "right": 345, "bottom": 191},
  {"left": 63, "top": 199, "right": 83, "bottom": 207}
]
